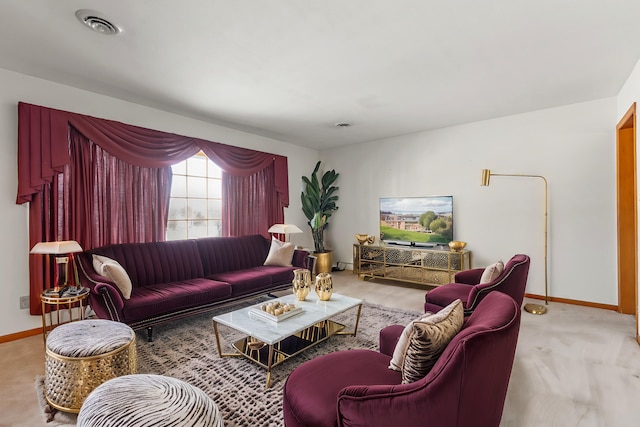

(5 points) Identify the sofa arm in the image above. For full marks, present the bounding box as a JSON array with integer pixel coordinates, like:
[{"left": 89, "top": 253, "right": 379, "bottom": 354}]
[
  {"left": 76, "top": 255, "right": 126, "bottom": 322},
  {"left": 292, "top": 249, "right": 316, "bottom": 274},
  {"left": 93, "top": 282, "right": 126, "bottom": 321},
  {"left": 454, "top": 268, "right": 484, "bottom": 285}
]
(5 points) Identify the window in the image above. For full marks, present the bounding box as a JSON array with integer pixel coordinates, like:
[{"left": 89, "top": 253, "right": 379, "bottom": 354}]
[{"left": 167, "top": 152, "right": 222, "bottom": 240}]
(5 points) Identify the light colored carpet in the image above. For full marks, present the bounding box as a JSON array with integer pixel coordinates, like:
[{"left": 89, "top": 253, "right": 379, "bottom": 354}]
[{"left": 36, "top": 296, "right": 420, "bottom": 426}]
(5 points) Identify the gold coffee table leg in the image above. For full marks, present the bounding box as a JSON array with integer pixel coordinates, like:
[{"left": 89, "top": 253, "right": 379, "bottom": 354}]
[
  {"left": 266, "top": 344, "right": 274, "bottom": 388},
  {"left": 336, "top": 303, "right": 363, "bottom": 337},
  {"left": 212, "top": 320, "right": 242, "bottom": 358}
]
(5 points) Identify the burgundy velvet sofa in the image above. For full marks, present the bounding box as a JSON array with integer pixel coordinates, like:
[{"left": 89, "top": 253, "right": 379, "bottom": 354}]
[
  {"left": 282, "top": 291, "right": 521, "bottom": 427},
  {"left": 77, "top": 235, "right": 311, "bottom": 340}
]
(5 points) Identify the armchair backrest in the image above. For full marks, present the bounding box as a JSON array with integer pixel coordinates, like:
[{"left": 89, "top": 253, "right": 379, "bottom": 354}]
[
  {"left": 337, "top": 291, "right": 521, "bottom": 427},
  {"left": 466, "top": 254, "right": 530, "bottom": 312}
]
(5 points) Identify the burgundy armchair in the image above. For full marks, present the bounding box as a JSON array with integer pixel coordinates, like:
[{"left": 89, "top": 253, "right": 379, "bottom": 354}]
[
  {"left": 282, "top": 291, "right": 521, "bottom": 427},
  {"left": 424, "top": 254, "right": 530, "bottom": 315}
]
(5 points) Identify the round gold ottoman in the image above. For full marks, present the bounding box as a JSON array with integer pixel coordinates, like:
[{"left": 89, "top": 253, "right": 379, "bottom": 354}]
[
  {"left": 77, "top": 374, "right": 224, "bottom": 427},
  {"left": 45, "top": 319, "right": 137, "bottom": 413}
]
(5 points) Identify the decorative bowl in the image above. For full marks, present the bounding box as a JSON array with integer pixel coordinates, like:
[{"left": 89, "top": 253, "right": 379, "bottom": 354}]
[
  {"left": 355, "top": 234, "right": 369, "bottom": 245},
  {"left": 448, "top": 241, "right": 467, "bottom": 251}
]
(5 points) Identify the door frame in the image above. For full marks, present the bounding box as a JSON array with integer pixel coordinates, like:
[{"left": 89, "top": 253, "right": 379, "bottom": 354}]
[{"left": 616, "top": 103, "right": 637, "bottom": 340}]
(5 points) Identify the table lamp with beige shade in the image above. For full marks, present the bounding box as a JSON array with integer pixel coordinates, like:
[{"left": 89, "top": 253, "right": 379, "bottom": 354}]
[{"left": 30, "top": 240, "right": 83, "bottom": 291}]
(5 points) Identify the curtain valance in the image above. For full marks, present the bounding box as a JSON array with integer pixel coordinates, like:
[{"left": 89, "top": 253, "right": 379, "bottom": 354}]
[{"left": 17, "top": 102, "right": 289, "bottom": 206}]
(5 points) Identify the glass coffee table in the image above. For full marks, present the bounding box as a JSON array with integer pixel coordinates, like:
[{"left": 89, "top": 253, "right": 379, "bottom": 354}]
[{"left": 212, "top": 292, "right": 363, "bottom": 388}]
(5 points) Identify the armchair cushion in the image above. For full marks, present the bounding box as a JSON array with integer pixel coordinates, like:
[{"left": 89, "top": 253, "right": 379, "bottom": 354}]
[
  {"left": 480, "top": 260, "right": 504, "bottom": 284},
  {"left": 401, "top": 299, "right": 463, "bottom": 383},
  {"left": 424, "top": 283, "right": 471, "bottom": 311}
]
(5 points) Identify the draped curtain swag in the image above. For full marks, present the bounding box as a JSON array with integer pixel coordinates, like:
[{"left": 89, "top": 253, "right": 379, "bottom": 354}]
[
  {"left": 17, "top": 102, "right": 289, "bottom": 314},
  {"left": 17, "top": 102, "right": 289, "bottom": 205}
]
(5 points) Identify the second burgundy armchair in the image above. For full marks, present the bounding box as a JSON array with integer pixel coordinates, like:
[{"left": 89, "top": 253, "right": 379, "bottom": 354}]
[{"left": 424, "top": 254, "right": 530, "bottom": 315}]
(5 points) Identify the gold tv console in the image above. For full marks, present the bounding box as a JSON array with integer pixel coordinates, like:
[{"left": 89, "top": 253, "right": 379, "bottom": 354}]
[{"left": 353, "top": 244, "right": 472, "bottom": 287}]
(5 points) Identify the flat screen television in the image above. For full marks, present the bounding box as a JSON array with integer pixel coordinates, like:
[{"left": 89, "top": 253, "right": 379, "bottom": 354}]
[{"left": 379, "top": 196, "right": 453, "bottom": 247}]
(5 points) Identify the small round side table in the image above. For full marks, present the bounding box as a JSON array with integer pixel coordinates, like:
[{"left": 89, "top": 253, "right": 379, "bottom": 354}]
[
  {"left": 45, "top": 319, "right": 137, "bottom": 413},
  {"left": 40, "top": 287, "right": 90, "bottom": 342}
]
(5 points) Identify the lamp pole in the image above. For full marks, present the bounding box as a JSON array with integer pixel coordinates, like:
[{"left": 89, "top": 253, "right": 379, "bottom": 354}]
[{"left": 481, "top": 169, "right": 548, "bottom": 314}]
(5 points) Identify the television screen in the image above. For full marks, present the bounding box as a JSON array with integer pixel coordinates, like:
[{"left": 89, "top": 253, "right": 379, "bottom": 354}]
[{"left": 379, "top": 196, "right": 453, "bottom": 247}]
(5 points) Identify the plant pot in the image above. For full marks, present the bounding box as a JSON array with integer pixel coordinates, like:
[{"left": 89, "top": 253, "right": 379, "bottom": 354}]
[{"left": 314, "top": 251, "right": 333, "bottom": 274}]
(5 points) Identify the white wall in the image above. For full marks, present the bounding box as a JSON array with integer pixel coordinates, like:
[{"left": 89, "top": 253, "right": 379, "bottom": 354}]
[
  {"left": 0, "top": 68, "right": 318, "bottom": 337},
  {"left": 617, "top": 56, "right": 640, "bottom": 340},
  {"left": 0, "top": 64, "right": 623, "bottom": 337},
  {"left": 322, "top": 98, "right": 618, "bottom": 306}
]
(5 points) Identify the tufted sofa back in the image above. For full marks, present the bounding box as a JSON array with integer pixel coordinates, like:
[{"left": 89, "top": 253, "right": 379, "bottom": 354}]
[
  {"left": 85, "top": 240, "right": 205, "bottom": 288},
  {"left": 196, "top": 235, "right": 271, "bottom": 276}
]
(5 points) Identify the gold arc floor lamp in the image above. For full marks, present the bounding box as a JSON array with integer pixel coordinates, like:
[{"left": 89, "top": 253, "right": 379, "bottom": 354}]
[{"left": 481, "top": 169, "right": 549, "bottom": 315}]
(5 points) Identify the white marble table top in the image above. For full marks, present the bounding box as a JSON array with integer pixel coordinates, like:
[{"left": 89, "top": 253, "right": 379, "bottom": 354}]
[{"left": 213, "top": 292, "right": 363, "bottom": 345}]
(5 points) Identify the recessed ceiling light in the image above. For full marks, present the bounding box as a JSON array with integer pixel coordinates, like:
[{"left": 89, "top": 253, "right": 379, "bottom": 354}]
[
  {"left": 75, "top": 9, "right": 121, "bottom": 35},
  {"left": 334, "top": 122, "right": 352, "bottom": 128}
]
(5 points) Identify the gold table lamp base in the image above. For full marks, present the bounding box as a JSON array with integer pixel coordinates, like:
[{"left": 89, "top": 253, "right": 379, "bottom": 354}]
[{"left": 523, "top": 303, "right": 548, "bottom": 315}]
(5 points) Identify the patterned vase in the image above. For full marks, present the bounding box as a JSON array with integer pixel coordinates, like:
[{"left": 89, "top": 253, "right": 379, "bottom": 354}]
[
  {"left": 315, "top": 272, "right": 333, "bottom": 301},
  {"left": 292, "top": 269, "right": 311, "bottom": 301}
]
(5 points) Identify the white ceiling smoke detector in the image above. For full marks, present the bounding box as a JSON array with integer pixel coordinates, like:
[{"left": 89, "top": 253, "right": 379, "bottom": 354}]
[{"left": 75, "top": 10, "right": 121, "bottom": 35}]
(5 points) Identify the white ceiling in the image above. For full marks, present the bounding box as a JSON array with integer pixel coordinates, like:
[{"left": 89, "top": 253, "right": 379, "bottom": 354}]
[{"left": 1, "top": 0, "right": 640, "bottom": 149}]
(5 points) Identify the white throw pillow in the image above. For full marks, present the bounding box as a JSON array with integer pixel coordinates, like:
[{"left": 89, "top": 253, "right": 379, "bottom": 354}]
[
  {"left": 388, "top": 311, "right": 434, "bottom": 371},
  {"left": 479, "top": 260, "right": 504, "bottom": 284},
  {"left": 263, "top": 237, "right": 295, "bottom": 267},
  {"left": 92, "top": 254, "right": 133, "bottom": 299}
]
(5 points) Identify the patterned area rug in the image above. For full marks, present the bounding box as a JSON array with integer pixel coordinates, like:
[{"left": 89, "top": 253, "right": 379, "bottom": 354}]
[{"left": 37, "top": 296, "right": 420, "bottom": 426}]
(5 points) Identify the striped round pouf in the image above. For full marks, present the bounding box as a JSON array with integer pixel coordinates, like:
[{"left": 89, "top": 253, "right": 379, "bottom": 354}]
[
  {"left": 45, "top": 319, "right": 137, "bottom": 413},
  {"left": 77, "top": 374, "right": 224, "bottom": 427}
]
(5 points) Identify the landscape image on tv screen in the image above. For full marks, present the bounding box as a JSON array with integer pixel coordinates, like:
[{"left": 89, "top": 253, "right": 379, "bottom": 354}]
[{"left": 379, "top": 196, "right": 453, "bottom": 246}]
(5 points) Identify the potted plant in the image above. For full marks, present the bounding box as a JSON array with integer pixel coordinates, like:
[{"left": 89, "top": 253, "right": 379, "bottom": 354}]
[{"left": 301, "top": 161, "right": 339, "bottom": 273}]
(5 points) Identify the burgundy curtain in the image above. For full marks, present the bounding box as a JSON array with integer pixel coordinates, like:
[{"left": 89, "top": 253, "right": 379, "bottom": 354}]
[
  {"left": 17, "top": 102, "right": 290, "bottom": 314},
  {"left": 222, "top": 163, "right": 284, "bottom": 237},
  {"left": 68, "top": 127, "right": 172, "bottom": 248}
]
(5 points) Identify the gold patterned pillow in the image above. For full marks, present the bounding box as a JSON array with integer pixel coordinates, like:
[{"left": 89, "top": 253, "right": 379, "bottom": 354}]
[
  {"left": 401, "top": 299, "right": 464, "bottom": 384},
  {"left": 388, "top": 311, "right": 434, "bottom": 371}
]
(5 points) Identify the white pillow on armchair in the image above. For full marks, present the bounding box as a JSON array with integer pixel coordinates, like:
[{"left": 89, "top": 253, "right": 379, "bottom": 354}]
[{"left": 479, "top": 260, "right": 504, "bottom": 284}]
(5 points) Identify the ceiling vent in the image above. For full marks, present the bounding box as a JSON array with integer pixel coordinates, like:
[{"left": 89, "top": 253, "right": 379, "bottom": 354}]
[{"left": 75, "top": 10, "right": 121, "bottom": 35}]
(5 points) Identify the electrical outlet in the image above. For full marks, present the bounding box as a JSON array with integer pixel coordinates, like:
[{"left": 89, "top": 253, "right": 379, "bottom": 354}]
[{"left": 19, "top": 296, "right": 29, "bottom": 310}]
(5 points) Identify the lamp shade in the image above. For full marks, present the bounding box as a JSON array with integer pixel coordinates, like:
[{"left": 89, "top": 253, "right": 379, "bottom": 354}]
[
  {"left": 30, "top": 240, "right": 83, "bottom": 254},
  {"left": 268, "top": 224, "right": 303, "bottom": 234}
]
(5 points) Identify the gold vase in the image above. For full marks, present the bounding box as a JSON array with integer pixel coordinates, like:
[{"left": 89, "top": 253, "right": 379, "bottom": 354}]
[
  {"left": 314, "top": 251, "right": 333, "bottom": 274},
  {"left": 292, "top": 268, "right": 311, "bottom": 301},
  {"left": 315, "top": 272, "right": 333, "bottom": 301}
]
